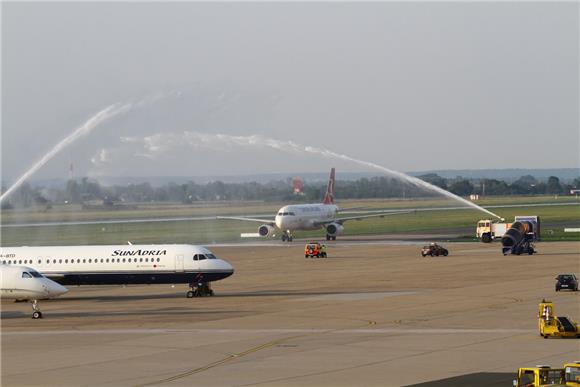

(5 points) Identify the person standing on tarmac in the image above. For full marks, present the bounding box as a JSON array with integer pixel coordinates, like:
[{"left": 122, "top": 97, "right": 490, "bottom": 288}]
[{"left": 320, "top": 243, "right": 327, "bottom": 257}]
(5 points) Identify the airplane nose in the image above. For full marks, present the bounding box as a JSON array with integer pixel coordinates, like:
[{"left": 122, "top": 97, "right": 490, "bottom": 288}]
[
  {"left": 222, "top": 259, "right": 235, "bottom": 274},
  {"left": 216, "top": 259, "right": 235, "bottom": 276},
  {"left": 275, "top": 216, "right": 284, "bottom": 229},
  {"left": 46, "top": 280, "right": 69, "bottom": 297}
]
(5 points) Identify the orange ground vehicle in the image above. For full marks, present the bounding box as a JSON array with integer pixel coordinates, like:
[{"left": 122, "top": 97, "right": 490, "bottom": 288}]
[{"left": 304, "top": 242, "right": 327, "bottom": 258}]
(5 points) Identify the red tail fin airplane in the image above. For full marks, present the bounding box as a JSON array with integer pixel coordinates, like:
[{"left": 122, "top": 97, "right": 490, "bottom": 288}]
[{"left": 219, "top": 168, "right": 411, "bottom": 242}]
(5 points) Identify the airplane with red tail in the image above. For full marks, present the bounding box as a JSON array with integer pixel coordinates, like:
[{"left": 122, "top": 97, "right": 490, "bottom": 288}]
[{"left": 219, "top": 168, "right": 410, "bottom": 242}]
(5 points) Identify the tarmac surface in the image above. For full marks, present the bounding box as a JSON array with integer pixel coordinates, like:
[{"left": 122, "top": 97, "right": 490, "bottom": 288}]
[{"left": 1, "top": 240, "right": 579, "bottom": 386}]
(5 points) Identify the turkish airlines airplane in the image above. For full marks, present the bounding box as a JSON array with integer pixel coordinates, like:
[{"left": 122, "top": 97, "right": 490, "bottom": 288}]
[
  {"left": 220, "top": 168, "right": 411, "bottom": 242},
  {"left": 0, "top": 265, "right": 68, "bottom": 318},
  {"left": 0, "top": 244, "right": 234, "bottom": 298}
]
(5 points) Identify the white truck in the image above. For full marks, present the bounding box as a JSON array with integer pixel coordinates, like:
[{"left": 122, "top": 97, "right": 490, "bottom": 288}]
[
  {"left": 476, "top": 220, "right": 511, "bottom": 243},
  {"left": 477, "top": 216, "right": 540, "bottom": 243}
]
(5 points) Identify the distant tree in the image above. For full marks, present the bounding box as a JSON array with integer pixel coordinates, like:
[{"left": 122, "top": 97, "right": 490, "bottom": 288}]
[
  {"left": 65, "top": 179, "right": 81, "bottom": 203},
  {"left": 1, "top": 201, "right": 14, "bottom": 210},
  {"left": 515, "top": 175, "right": 538, "bottom": 186},
  {"left": 418, "top": 173, "right": 448, "bottom": 189},
  {"left": 79, "top": 177, "right": 102, "bottom": 200},
  {"left": 480, "top": 179, "right": 509, "bottom": 196},
  {"left": 533, "top": 182, "right": 547, "bottom": 195},
  {"left": 510, "top": 175, "right": 539, "bottom": 195},
  {"left": 546, "top": 176, "right": 563, "bottom": 194},
  {"left": 448, "top": 179, "right": 474, "bottom": 196}
]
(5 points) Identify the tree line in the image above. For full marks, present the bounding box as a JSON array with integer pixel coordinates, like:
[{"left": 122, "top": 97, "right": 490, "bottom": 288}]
[{"left": 2, "top": 174, "right": 579, "bottom": 209}]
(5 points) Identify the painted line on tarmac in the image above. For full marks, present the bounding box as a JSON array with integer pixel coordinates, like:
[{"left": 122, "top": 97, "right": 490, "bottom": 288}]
[
  {"left": 295, "top": 291, "right": 417, "bottom": 301},
  {"left": 1, "top": 328, "right": 535, "bottom": 336}
]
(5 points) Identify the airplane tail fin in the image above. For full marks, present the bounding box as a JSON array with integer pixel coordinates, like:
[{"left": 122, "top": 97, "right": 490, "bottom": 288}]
[{"left": 322, "top": 168, "right": 335, "bottom": 204}]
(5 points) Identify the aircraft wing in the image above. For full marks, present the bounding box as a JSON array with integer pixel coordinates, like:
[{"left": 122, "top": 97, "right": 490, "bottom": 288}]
[
  {"left": 313, "top": 210, "right": 415, "bottom": 227},
  {"left": 217, "top": 216, "right": 275, "bottom": 226}
]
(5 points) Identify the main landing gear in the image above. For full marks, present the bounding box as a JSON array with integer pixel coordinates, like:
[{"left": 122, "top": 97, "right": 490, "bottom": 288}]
[
  {"left": 186, "top": 282, "right": 214, "bottom": 298},
  {"left": 281, "top": 233, "right": 293, "bottom": 242},
  {"left": 326, "top": 234, "right": 336, "bottom": 241},
  {"left": 31, "top": 299, "right": 43, "bottom": 319}
]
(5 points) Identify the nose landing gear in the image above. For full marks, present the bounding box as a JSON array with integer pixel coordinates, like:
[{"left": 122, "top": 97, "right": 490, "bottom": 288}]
[
  {"left": 31, "top": 300, "right": 43, "bottom": 319},
  {"left": 186, "top": 282, "right": 214, "bottom": 298},
  {"left": 281, "top": 232, "right": 293, "bottom": 242}
]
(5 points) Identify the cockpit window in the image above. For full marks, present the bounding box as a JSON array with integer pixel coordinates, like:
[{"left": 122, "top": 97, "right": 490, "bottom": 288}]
[
  {"left": 29, "top": 271, "right": 43, "bottom": 278},
  {"left": 277, "top": 212, "right": 283, "bottom": 216},
  {"left": 288, "top": 212, "right": 295, "bottom": 216},
  {"left": 198, "top": 254, "right": 207, "bottom": 260},
  {"left": 206, "top": 254, "right": 217, "bottom": 259},
  {"left": 22, "top": 272, "right": 32, "bottom": 278}
]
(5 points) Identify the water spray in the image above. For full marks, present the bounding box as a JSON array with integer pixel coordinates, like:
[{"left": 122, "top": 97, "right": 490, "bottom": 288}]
[
  {"left": 0, "top": 92, "right": 178, "bottom": 204},
  {"left": 264, "top": 136, "right": 502, "bottom": 219},
  {"left": 299, "top": 143, "right": 503, "bottom": 220},
  {"left": 124, "top": 131, "right": 503, "bottom": 220}
]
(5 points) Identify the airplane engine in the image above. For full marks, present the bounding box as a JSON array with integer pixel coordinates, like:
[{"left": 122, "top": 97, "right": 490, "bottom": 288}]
[
  {"left": 258, "top": 224, "right": 276, "bottom": 237},
  {"left": 326, "top": 223, "right": 344, "bottom": 237}
]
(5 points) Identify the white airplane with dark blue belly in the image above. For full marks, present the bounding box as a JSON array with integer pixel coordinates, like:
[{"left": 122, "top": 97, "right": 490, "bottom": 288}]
[
  {"left": 0, "top": 244, "right": 234, "bottom": 298},
  {"left": 220, "top": 168, "right": 411, "bottom": 242},
  {"left": 1, "top": 265, "right": 69, "bottom": 318}
]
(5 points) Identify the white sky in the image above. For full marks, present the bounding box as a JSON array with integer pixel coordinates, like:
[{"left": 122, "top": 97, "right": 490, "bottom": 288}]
[{"left": 2, "top": 1, "right": 578, "bottom": 181}]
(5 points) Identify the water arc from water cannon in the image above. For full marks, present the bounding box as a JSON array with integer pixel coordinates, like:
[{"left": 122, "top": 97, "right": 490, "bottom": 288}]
[
  {"left": 0, "top": 93, "right": 177, "bottom": 204},
  {"left": 303, "top": 144, "right": 503, "bottom": 219},
  {"left": 195, "top": 133, "right": 503, "bottom": 220}
]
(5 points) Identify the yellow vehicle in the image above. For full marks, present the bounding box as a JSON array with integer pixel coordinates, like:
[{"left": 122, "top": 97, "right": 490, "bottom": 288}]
[
  {"left": 513, "top": 366, "right": 566, "bottom": 387},
  {"left": 564, "top": 361, "right": 580, "bottom": 386},
  {"left": 538, "top": 300, "right": 580, "bottom": 338}
]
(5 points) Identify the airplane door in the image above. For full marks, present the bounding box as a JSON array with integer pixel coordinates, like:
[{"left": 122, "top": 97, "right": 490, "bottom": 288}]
[{"left": 175, "top": 254, "right": 184, "bottom": 272}]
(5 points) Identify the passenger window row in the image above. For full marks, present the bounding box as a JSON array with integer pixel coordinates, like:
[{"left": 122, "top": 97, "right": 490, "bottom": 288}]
[{"left": 2, "top": 257, "right": 162, "bottom": 265}]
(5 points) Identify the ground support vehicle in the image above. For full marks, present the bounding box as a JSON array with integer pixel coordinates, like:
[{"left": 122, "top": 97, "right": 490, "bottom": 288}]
[
  {"left": 186, "top": 282, "right": 214, "bottom": 298},
  {"left": 304, "top": 242, "right": 327, "bottom": 258},
  {"left": 564, "top": 362, "right": 580, "bottom": 386},
  {"left": 513, "top": 366, "right": 566, "bottom": 386},
  {"left": 538, "top": 300, "right": 580, "bottom": 338},
  {"left": 421, "top": 243, "right": 448, "bottom": 257},
  {"left": 555, "top": 274, "right": 579, "bottom": 292},
  {"left": 477, "top": 220, "right": 512, "bottom": 242},
  {"left": 502, "top": 216, "right": 540, "bottom": 255},
  {"left": 477, "top": 216, "right": 541, "bottom": 248}
]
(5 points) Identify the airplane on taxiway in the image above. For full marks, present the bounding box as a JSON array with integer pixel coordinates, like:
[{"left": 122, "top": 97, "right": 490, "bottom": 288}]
[
  {"left": 219, "top": 168, "right": 411, "bottom": 242},
  {"left": 0, "top": 265, "right": 68, "bottom": 319},
  {"left": 0, "top": 244, "right": 234, "bottom": 298}
]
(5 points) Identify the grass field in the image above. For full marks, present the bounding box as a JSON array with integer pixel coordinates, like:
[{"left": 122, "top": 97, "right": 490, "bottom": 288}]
[{"left": 1, "top": 196, "right": 578, "bottom": 246}]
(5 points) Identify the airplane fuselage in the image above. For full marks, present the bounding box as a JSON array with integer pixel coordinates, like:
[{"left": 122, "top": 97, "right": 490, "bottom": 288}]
[
  {"left": 275, "top": 204, "right": 339, "bottom": 232},
  {"left": 0, "top": 244, "right": 234, "bottom": 286}
]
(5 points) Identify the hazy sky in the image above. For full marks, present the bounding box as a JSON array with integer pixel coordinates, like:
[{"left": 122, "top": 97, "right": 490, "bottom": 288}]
[{"left": 2, "top": 1, "right": 578, "bottom": 182}]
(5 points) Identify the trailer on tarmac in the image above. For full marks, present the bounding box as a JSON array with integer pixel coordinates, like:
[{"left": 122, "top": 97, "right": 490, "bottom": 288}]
[
  {"left": 513, "top": 366, "right": 566, "bottom": 387},
  {"left": 564, "top": 361, "right": 580, "bottom": 386},
  {"left": 538, "top": 300, "right": 580, "bottom": 339},
  {"left": 512, "top": 362, "right": 580, "bottom": 387}
]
